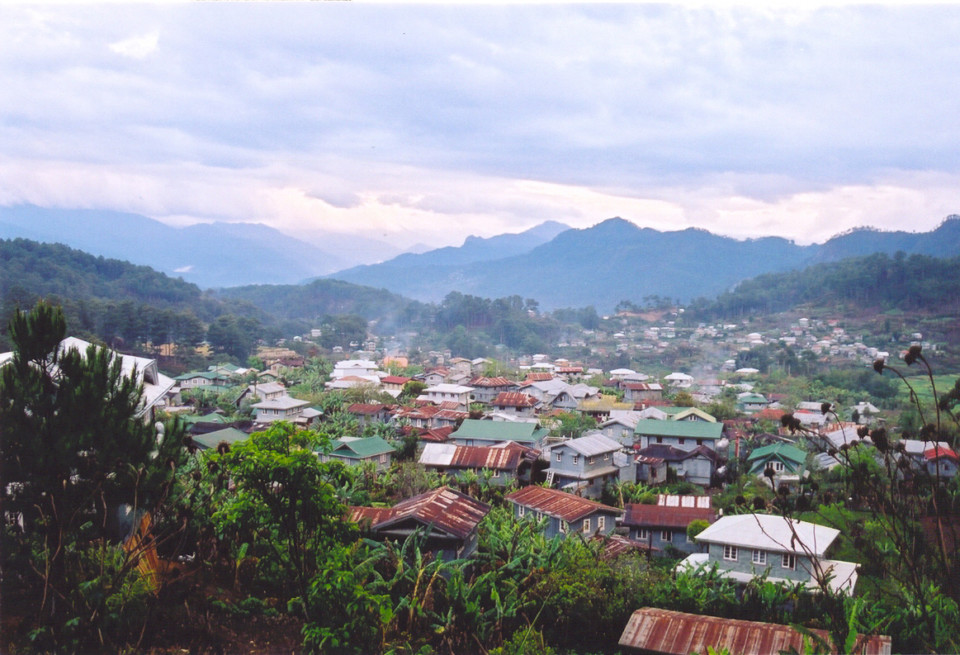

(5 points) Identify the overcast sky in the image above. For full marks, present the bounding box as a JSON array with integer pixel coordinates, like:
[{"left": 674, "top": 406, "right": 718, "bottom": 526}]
[{"left": 3, "top": 3, "right": 960, "bottom": 250}]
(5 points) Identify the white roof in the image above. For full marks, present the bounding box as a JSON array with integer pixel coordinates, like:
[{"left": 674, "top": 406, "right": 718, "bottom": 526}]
[
  {"left": 900, "top": 438, "right": 952, "bottom": 456},
  {"left": 695, "top": 514, "right": 839, "bottom": 557},
  {"left": 424, "top": 383, "right": 474, "bottom": 394},
  {"left": 664, "top": 372, "right": 693, "bottom": 381},
  {"left": 419, "top": 443, "right": 457, "bottom": 467},
  {"left": 1, "top": 337, "right": 176, "bottom": 418},
  {"left": 560, "top": 432, "right": 621, "bottom": 457},
  {"left": 253, "top": 396, "right": 310, "bottom": 410},
  {"left": 601, "top": 411, "right": 643, "bottom": 429}
]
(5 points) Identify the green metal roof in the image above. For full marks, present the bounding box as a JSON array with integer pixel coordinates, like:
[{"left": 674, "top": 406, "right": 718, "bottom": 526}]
[
  {"left": 192, "top": 427, "right": 250, "bottom": 450},
  {"left": 182, "top": 412, "right": 227, "bottom": 425},
  {"left": 747, "top": 442, "right": 807, "bottom": 464},
  {"left": 633, "top": 419, "right": 724, "bottom": 439},
  {"left": 450, "top": 419, "right": 549, "bottom": 443},
  {"left": 329, "top": 436, "right": 396, "bottom": 459}
]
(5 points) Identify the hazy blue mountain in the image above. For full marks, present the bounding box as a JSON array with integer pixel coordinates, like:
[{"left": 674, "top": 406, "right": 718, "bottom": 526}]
[
  {"left": 0, "top": 205, "right": 351, "bottom": 288},
  {"left": 327, "top": 216, "right": 960, "bottom": 311}
]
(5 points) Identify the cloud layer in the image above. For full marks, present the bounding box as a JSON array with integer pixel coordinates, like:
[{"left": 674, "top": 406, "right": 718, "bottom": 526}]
[{"left": 2, "top": 4, "right": 959, "bottom": 248}]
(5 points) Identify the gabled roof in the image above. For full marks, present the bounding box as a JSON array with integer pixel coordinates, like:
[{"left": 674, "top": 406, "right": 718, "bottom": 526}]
[
  {"left": 329, "top": 436, "right": 396, "bottom": 458},
  {"left": 469, "top": 376, "right": 516, "bottom": 388},
  {"left": 350, "top": 487, "right": 489, "bottom": 540},
  {"left": 347, "top": 402, "right": 393, "bottom": 416},
  {"left": 491, "top": 392, "right": 539, "bottom": 408},
  {"left": 380, "top": 375, "right": 412, "bottom": 385},
  {"left": 252, "top": 396, "right": 310, "bottom": 410},
  {"left": 634, "top": 419, "right": 724, "bottom": 440},
  {"left": 622, "top": 503, "right": 716, "bottom": 529},
  {"left": 747, "top": 442, "right": 807, "bottom": 464},
  {"left": 694, "top": 514, "right": 839, "bottom": 557},
  {"left": 419, "top": 426, "right": 454, "bottom": 443},
  {"left": 450, "top": 419, "right": 548, "bottom": 443},
  {"left": 618, "top": 608, "right": 892, "bottom": 655},
  {"left": 192, "top": 427, "right": 250, "bottom": 450},
  {"left": 506, "top": 485, "right": 622, "bottom": 521},
  {"left": 554, "top": 432, "right": 621, "bottom": 457},
  {"left": 419, "top": 442, "right": 532, "bottom": 471},
  {"left": 924, "top": 445, "right": 959, "bottom": 462}
]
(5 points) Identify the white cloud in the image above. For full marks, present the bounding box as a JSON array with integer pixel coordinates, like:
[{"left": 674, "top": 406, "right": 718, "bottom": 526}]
[{"left": 109, "top": 30, "right": 159, "bottom": 59}]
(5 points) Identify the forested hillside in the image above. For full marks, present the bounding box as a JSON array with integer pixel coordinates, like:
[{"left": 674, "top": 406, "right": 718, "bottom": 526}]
[{"left": 688, "top": 252, "right": 960, "bottom": 319}]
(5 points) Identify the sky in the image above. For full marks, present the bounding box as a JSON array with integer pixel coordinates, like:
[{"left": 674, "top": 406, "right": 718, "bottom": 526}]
[{"left": 3, "top": 2, "right": 960, "bottom": 251}]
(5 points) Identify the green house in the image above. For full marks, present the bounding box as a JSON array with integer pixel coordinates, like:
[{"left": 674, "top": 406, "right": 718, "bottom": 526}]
[
  {"left": 322, "top": 436, "right": 397, "bottom": 471},
  {"left": 747, "top": 442, "right": 807, "bottom": 476},
  {"left": 449, "top": 419, "right": 550, "bottom": 448}
]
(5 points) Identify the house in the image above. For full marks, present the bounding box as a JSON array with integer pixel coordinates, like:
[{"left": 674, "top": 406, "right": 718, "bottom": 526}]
[
  {"left": 419, "top": 442, "right": 538, "bottom": 485},
  {"left": 417, "top": 383, "right": 474, "bottom": 411},
  {"left": 449, "top": 419, "right": 550, "bottom": 449},
  {"left": 234, "top": 381, "right": 287, "bottom": 408},
  {"left": 251, "top": 395, "right": 321, "bottom": 426},
  {"left": 175, "top": 370, "right": 233, "bottom": 390},
  {"left": 663, "top": 372, "right": 693, "bottom": 388},
  {"left": 737, "top": 392, "right": 770, "bottom": 414},
  {"left": 345, "top": 402, "right": 396, "bottom": 427},
  {"left": 618, "top": 608, "right": 892, "bottom": 655},
  {"left": 505, "top": 485, "right": 622, "bottom": 539},
  {"left": 634, "top": 419, "right": 725, "bottom": 452},
  {"left": 322, "top": 436, "right": 396, "bottom": 471},
  {"left": 191, "top": 427, "right": 250, "bottom": 451},
  {"left": 677, "top": 514, "right": 859, "bottom": 595},
  {"left": 577, "top": 395, "right": 635, "bottom": 422},
  {"left": 545, "top": 433, "right": 629, "bottom": 498},
  {"left": 600, "top": 410, "right": 644, "bottom": 446},
  {"left": 489, "top": 391, "right": 540, "bottom": 418},
  {"left": 621, "top": 382, "right": 663, "bottom": 403},
  {"left": 634, "top": 444, "right": 717, "bottom": 486},
  {"left": 331, "top": 359, "right": 379, "bottom": 381},
  {"left": 634, "top": 453, "right": 668, "bottom": 484},
  {"left": 663, "top": 407, "right": 718, "bottom": 423},
  {"left": 349, "top": 487, "right": 490, "bottom": 559},
  {"left": 621, "top": 496, "right": 716, "bottom": 556},
  {"left": 380, "top": 375, "right": 412, "bottom": 397},
  {"left": 897, "top": 439, "right": 959, "bottom": 479},
  {"left": 747, "top": 442, "right": 808, "bottom": 477},
  {"left": 420, "top": 368, "right": 448, "bottom": 387},
  {"left": 0, "top": 336, "right": 176, "bottom": 423},
  {"left": 468, "top": 376, "right": 518, "bottom": 405}
]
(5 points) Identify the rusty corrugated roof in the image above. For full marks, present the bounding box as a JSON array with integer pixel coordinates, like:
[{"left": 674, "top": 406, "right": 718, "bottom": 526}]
[
  {"left": 449, "top": 444, "right": 523, "bottom": 470},
  {"left": 619, "top": 608, "right": 891, "bottom": 655},
  {"left": 505, "top": 485, "right": 622, "bottom": 522},
  {"left": 622, "top": 504, "right": 716, "bottom": 529},
  {"left": 492, "top": 391, "right": 539, "bottom": 407},
  {"left": 359, "top": 487, "right": 490, "bottom": 540},
  {"left": 469, "top": 376, "right": 516, "bottom": 387}
]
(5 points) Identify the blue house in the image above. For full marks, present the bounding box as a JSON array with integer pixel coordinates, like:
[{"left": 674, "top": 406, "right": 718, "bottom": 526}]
[
  {"left": 622, "top": 496, "right": 716, "bottom": 557},
  {"left": 677, "top": 514, "right": 859, "bottom": 595},
  {"left": 546, "top": 432, "right": 628, "bottom": 499},
  {"left": 506, "top": 485, "right": 622, "bottom": 539}
]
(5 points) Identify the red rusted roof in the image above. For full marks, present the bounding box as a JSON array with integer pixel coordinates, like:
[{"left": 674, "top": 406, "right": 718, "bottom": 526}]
[
  {"left": 352, "top": 487, "right": 490, "bottom": 540},
  {"left": 623, "top": 382, "right": 658, "bottom": 391},
  {"left": 419, "top": 426, "right": 454, "bottom": 442},
  {"left": 622, "top": 504, "right": 716, "bottom": 529},
  {"left": 437, "top": 401, "right": 463, "bottom": 411},
  {"left": 448, "top": 444, "right": 525, "bottom": 470},
  {"left": 492, "top": 391, "right": 539, "bottom": 408},
  {"left": 381, "top": 375, "right": 412, "bottom": 385},
  {"left": 505, "top": 486, "right": 622, "bottom": 522},
  {"left": 347, "top": 402, "right": 393, "bottom": 415},
  {"left": 468, "top": 376, "right": 516, "bottom": 387},
  {"left": 594, "top": 533, "right": 657, "bottom": 559},
  {"left": 924, "top": 445, "right": 959, "bottom": 462},
  {"left": 753, "top": 408, "right": 787, "bottom": 421},
  {"left": 619, "top": 608, "right": 891, "bottom": 655},
  {"left": 524, "top": 372, "right": 555, "bottom": 382}
]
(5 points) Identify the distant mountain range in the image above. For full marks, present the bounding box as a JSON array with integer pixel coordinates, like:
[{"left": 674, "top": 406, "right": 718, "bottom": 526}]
[
  {"left": 328, "top": 216, "right": 960, "bottom": 311},
  {"left": 4, "top": 203, "right": 960, "bottom": 313},
  {"left": 0, "top": 205, "right": 400, "bottom": 289}
]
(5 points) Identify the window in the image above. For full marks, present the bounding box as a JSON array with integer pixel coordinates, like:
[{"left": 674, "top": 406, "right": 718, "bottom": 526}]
[
  {"left": 492, "top": 469, "right": 500, "bottom": 478},
  {"left": 572, "top": 455, "right": 579, "bottom": 465},
  {"left": 781, "top": 553, "right": 796, "bottom": 570},
  {"left": 379, "top": 454, "right": 388, "bottom": 464},
  {"left": 679, "top": 438, "right": 686, "bottom": 445},
  {"left": 661, "top": 530, "right": 672, "bottom": 543},
  {"left": 656, "top": 436, "right": 663, "bottom": 444},
  {"left": 604, "top": 453, "right": 610, "bottom": 461},
  {"left": 774, "top": 461, "right": 785, "bottom": 472},
  {"left": 752, "top": 550, "right": 767, "bottom": 565},
  {"left": 598, "top": 516, "right": 606, "bottom": 531},
  {"left": 588, "top": 456, "right": 596, "bottom": 465},
  {"left": 559, "top": 520, "right": 568, "bottom": 534},
  {"left": 555, "top": 453, "right": 562, "bottom": 463},
  {"left": 638, "top": 529, "right": 650, "bottom": 540},
  {"left": 583, "top": 518, "right": 591, "bottom": 533},
  {"left": 723, "top": 545, "right": 739, "bottom": 561},
  {"left": 518, "top": 505, "right": 525, "bottom": 517},
  {"left": 697, "top": 439, "right": 704, "bottom": 446},
  {"left": 535, "top": 511, "right": 543, "bottom": 521}
]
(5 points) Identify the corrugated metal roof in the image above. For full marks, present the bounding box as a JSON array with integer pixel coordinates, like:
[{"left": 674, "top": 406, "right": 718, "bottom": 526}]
[
  {"left": 622, "top": 504, "right": 716, "bottom": 529},
  {"left": 491, "top": 392, "right": 539, "bottom": 407},
  {"left": 469, "top": 376, "right": 516, "bottom": 388},
  {"left": 695, "top": 514, "right": 839, "bottom": 557},
  {"left": 556, "top": 432, "right": 622, "bottom": 457},
  {"left": 330, "top": 436, "right": 396, "bottom": 458},
  {"left": 506, "top": 486, "right": 622, "bottom": 522},
  {"left": 374, "top": 487, "right": 490, "bottom": 539},
  {"left": 634, "top": 419, "right": 724, "bottom": 439},
  {"left": 619, "top": 608, "right": 891, "bottom": 655},
  {"left": 451, "top": 419, "right": 548, "bottom": 443}
]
